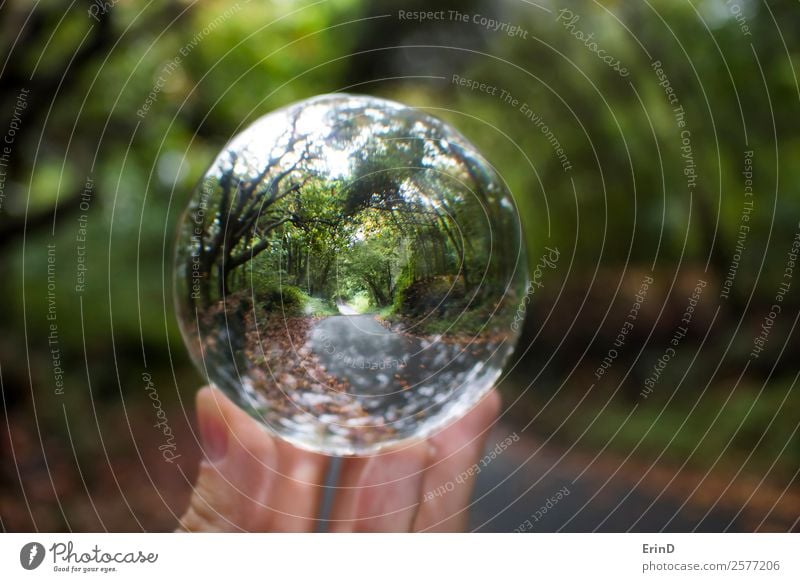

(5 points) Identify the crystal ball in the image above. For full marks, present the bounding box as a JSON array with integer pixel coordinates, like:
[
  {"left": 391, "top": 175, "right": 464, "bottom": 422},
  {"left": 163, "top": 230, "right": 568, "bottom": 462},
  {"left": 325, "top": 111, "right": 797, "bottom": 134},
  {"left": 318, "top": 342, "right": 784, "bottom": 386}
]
[{"left": 174, "top": 94, "right": 527, "bottom": 455}]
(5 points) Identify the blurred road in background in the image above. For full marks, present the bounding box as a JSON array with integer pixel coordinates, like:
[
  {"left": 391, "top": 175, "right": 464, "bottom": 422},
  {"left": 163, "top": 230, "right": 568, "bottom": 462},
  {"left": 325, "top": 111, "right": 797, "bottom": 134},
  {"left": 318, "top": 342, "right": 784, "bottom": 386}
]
[
  {"left": 469, "top": 425, "right": 798, "bottom": 532},
  {"left": 470, "top": 429, "right": 735, "bottom": 532}
]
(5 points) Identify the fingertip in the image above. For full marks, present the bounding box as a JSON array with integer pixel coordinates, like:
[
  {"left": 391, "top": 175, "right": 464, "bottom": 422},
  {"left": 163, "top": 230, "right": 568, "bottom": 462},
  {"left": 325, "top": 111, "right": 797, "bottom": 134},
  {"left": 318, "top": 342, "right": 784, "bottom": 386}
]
[
  {"left": 196, "top": 385, "right": 246, "bottom": 425},
  {"left": 411, "top": 390, "right": 501, "bottom": 532},
  {"left": 432, "top": 389, "right": 501, "bottom": 448},
  {"left": 196, "top": 387, "right": 229, "bottom": 463},
  {"left": 479, "top": 389, "right": 502, "bottom": 423},
  {"left": 466, "top": 388, "right": 502, "bottom": 432},
  {"left": 196, "top": 386, "right": 278, "bottom": 468}
]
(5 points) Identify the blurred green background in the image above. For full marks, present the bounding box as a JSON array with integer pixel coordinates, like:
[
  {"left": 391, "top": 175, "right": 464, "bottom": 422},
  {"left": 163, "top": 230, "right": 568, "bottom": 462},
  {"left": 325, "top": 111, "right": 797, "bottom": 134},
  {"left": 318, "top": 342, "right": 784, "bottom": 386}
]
[{"left": 1, "top": 0, "right": 798, "bottom": 531}]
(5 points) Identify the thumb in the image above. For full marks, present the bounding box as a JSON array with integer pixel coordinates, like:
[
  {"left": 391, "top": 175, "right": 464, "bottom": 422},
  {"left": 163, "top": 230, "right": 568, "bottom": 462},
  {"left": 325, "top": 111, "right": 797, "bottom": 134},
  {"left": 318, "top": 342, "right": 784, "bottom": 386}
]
[{"left": 178, "top": 386, "right": 279, "bottom": 532}]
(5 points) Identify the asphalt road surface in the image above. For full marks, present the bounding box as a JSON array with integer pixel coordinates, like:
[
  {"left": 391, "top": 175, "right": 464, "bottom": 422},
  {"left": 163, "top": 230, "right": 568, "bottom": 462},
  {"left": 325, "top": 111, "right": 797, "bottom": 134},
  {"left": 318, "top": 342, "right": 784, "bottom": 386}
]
[{"left": 468, "top": 426, "right": 750, "bottom": 532}]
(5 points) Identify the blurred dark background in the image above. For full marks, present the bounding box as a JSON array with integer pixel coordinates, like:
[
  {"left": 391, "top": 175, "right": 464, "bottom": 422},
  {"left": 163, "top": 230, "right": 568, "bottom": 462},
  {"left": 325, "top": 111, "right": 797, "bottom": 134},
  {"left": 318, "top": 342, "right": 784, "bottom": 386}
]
[{"left": 1, "top": 0, "right": 798, "bottom": 531}]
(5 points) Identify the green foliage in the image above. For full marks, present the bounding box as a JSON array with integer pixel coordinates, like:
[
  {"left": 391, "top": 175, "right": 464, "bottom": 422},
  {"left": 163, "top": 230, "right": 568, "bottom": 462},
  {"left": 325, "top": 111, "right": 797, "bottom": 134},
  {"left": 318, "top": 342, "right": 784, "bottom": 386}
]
[
  {"left": 349, "top": 291, "right": 373, "bottom": 314},
  {"left": 257, "top": 284, "right": 306, "bottom": 317},
  {"left": 540, "top": 380, "right": 800, "bottom": 481},
  {"left": 248, "top": 253, "right": 283, "bottom": 297},
  {"left": 391, "top": 260, "right": 417, "bottom": 315},
  {"left": 303, "top": 295, "right": 339, "bottom": 317}
]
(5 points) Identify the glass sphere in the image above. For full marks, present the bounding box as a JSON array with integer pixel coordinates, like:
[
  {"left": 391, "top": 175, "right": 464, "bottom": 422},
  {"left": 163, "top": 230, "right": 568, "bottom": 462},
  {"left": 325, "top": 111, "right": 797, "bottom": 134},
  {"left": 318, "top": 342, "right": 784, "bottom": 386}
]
[{"left": 174, "top": 94, "right": 527, "bottom": 455}]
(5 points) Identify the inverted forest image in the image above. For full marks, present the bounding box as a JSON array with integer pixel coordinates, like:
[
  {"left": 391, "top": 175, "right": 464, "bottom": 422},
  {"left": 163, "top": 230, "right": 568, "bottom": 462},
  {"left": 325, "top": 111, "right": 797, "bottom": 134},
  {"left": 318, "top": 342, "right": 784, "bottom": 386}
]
[{"left": 175, "top": 95, "right": 526, "bottom": 453}]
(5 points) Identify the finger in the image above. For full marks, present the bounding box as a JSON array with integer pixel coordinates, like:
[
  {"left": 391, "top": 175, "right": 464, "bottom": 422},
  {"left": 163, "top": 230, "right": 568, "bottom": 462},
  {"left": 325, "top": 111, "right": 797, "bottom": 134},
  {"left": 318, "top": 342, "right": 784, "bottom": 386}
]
[
  {"left": 178, "top": 387, "right": 328, "bottom": 532},
  {"left": 266, "top": 438, "right": 330, "bottom": 532},
  {"left": 178, "top": 386, "right": 278, "bottom": 532},
  {"left": 412, "top": 390, "right": 501, "bottom": 532},
  {"left": 329, "top": 439, "right": 430, "bottom": 532}
]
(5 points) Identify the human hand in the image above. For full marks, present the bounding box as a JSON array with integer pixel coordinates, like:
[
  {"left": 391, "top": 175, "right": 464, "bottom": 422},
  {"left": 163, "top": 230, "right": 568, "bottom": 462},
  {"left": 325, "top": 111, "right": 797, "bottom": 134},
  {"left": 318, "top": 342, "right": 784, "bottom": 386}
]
[{"left": 177, "top": 386, "right": 500, "bottom": 532}]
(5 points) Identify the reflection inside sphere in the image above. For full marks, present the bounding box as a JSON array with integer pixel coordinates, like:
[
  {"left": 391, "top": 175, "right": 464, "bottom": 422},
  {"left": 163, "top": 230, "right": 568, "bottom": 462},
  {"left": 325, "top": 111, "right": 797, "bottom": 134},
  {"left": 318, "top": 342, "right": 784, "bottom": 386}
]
[{"left": 174, "top": 94, "right": 527, "bottom": 455}]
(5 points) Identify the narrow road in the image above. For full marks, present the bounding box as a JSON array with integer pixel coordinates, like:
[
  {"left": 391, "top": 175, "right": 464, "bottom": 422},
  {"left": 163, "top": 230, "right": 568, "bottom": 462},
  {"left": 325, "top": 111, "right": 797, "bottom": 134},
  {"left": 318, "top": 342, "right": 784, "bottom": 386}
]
[
  {"left": 310, "top": 313, "right": 416, "bottom": 398},
  {"left": 468, "top": 425, "right": 750, "bottom": 532},
  {"left": 308, "top": 308, "right": 506, "bottom": 434},
  {"left": 309, "top": 309, "right": 498, "bottom": 396},
  {"left": 335, "top": 301, "right": 360, "bottom": 315}
]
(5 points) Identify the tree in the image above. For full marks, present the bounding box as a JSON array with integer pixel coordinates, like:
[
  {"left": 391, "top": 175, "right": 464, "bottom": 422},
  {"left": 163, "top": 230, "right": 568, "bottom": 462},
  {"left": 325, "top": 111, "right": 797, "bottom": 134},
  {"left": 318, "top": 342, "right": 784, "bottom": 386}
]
[{"left": 186, "top": 111, "right": 313, "bottom": 306}]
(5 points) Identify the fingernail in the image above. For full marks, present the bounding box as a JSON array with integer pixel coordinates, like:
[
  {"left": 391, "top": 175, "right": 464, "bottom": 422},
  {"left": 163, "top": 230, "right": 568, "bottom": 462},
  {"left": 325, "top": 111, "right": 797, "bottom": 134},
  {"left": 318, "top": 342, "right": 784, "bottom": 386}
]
[
  {"left": 427, "top": 443, "right": 438, "bottom": 461},
  {"left": 199, "top": 413, "right": 228, "bottom": 462}
]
